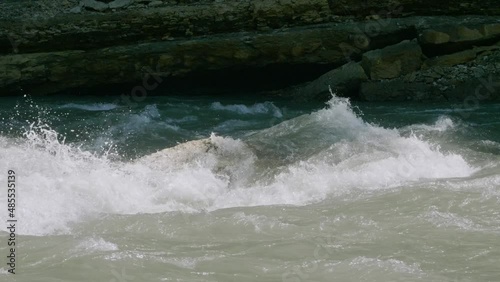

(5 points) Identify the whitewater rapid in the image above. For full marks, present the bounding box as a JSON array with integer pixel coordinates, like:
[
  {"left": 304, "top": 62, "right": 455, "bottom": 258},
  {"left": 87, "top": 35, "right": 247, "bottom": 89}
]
[{"left": 0, "top": 97, "right": 481, "bottom": 236}]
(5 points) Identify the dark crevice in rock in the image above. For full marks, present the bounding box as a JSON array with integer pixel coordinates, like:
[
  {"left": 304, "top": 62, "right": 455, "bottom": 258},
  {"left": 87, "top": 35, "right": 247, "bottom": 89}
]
[
  {"left": 0, "top": 35, "right": 15, "bottom": 54},
  {"left": 149, "top": 63, "right": 338, "bottom": 96},
  {"left": 369, "top": 26, "right": 419, "bottom": 53},
  {"left": 3, "top": 63, "right": 337, "bottom": 97},
  {"left": 326, "top": 0, "right": 335, "bottom": 12}
]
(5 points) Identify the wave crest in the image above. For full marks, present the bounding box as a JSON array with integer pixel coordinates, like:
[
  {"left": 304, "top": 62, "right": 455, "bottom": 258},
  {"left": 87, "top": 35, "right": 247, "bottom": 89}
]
[{"left": 0, "top": 96, "right": 477, "bottom": 236}]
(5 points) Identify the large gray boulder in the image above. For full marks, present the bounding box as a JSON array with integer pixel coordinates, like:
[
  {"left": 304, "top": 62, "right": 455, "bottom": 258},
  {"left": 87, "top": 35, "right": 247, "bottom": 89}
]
[
  {"left": 361, "top": 40, "right": 424, "bottom": 80},
  {"left": 295, "top": 62, "right": 368, "bottom": 100}
]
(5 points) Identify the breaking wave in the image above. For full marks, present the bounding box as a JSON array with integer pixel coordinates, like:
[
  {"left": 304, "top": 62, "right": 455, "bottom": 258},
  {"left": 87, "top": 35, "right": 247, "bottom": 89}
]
[{"left": 0, "top": 96, "right": 478, "bottom": 236}]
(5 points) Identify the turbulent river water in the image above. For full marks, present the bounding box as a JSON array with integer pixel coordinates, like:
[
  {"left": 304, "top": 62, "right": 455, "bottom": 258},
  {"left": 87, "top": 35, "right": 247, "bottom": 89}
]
[{"left": 0, "top": 94, "right": 499, "bottom": 282}]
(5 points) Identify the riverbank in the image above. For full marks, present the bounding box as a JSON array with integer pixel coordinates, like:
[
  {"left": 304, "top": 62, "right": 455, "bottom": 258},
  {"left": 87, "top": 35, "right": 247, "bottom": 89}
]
[{"left": 1, "top": 0, "right": 499, "bottom": 101}]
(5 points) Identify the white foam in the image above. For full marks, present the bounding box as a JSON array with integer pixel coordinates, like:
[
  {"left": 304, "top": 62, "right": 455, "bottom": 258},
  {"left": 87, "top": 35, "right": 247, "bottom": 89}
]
[
  {"left": 0, "top": 96, "right": 477, "bottom": 236},
  {"left": 232, "top": 212, "right": 293, "bottom": 233},
  {"left": 165, "top": 115, "right": 198, "bottom": 124},
  {"left": 159, "top": 255, "right": 220, "bottom": 269},
  {"left": 210, "top": 101, "right": 283, "bottom": 117},
  {"left": 349, "top": 257, "right": 424, "bottom": 275},
  {"left": 109, "top": 104, "right": 178, "bottom": 135},
  {"left": 402, "top": 116, "right": 456, "bottom": 133},
  {"left": 59, "top": 103, "right": 118, "bottom": 111},
  {"left": 75, "top": 237, "right": 119, "bottom": 253}
]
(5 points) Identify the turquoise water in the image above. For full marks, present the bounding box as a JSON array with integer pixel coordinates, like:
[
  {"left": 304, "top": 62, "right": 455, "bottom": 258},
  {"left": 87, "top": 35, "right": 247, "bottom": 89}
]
[
  {"left": 0, "top": 94, "right": 499, "bottom": 281},
  {"left": 0, "top": 95, "right": 320, "bottom": 158}
]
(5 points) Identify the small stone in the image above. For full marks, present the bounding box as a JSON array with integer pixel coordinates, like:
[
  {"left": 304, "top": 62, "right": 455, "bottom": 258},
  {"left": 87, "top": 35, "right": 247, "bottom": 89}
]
[
  {"left": 404, "top": 72, "right": 417, "bottom": 82},
  {"left": 433, "top": 66, "right": 445, "bottom": 76}
]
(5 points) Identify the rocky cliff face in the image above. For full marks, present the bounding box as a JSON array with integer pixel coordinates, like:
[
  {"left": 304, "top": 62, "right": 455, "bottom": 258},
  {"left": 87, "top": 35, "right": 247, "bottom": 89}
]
[{"left": 0, "top": 0, "right": 499, "bottom": 101}]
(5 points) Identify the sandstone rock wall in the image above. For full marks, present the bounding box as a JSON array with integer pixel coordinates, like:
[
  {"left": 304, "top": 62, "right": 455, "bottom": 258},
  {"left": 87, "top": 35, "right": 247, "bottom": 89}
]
[{"left": 0, "top": 0, "right": 500, "bottom": 100}]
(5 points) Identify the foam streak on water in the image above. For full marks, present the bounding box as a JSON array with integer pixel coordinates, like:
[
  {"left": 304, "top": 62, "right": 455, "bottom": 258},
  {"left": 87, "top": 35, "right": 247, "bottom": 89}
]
[{"left": 58, "top": 103, "right": 119, "bottom": 111}]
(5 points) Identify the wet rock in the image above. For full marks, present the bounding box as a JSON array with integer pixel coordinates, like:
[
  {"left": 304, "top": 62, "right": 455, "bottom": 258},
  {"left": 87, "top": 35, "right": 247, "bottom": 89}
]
[
  {"left": 361, "top": 40, "right": 423, "bottom": 80},
  {"left": 295, "top": 62, "right": 368, "bottom": 100},
  {"left": 420, "top": 30, "right": 450, "bottom": 45},
  {"left": 451, "top": 26, "right": 483, "bottom": 42},
  {"left": 423, "top": 49, "right": 477, "bottom": 69},
  {"left": 362, "top": 48, "right": 500, "bottom": 102},
  {"left": 480, "top": 23, "right": 500, "bottom": 38},
  {"left": 360, "top": 80, "right": 436, "bottom": 101}
]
